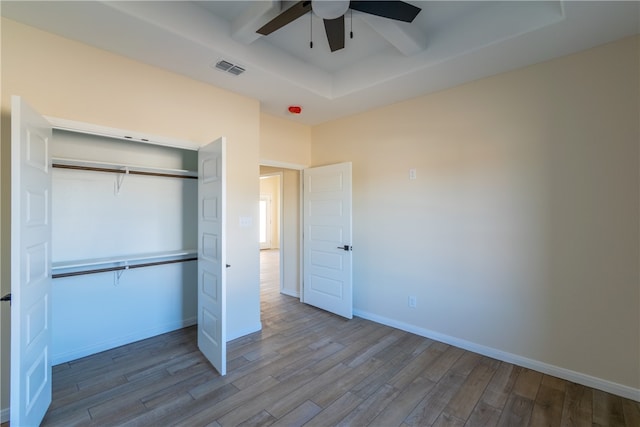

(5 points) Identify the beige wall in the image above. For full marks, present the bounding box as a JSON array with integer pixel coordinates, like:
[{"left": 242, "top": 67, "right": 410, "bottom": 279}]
[
  {"left": 311, "top": 36, "right": 640, "bottom": 392},
  {"left": 1, "top": 18, "right": 262, "bottom": 413},
  {"left": 260, "top": 113, "right": 311, "bottom": 167}
]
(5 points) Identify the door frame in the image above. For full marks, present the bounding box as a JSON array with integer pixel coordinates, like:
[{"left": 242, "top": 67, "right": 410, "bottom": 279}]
[{"left": 259, "top": 162, "right": 305, "bottom": 300}]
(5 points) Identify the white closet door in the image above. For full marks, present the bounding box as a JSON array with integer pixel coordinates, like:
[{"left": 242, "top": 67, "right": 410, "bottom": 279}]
[
  {"left": 10, "top": 96, "right": 53, "bottom": 426},
  {"left": 197, "top": 137, "right": 227, "bottom": 375}
]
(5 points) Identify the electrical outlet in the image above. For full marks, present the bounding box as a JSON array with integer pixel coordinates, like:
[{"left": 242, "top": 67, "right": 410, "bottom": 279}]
[
  {"left": 409, "top": 168, "right": 417, "bottom": 180},
  {"left": 408, "top": 296, "right": 417, "bottom": 308}
]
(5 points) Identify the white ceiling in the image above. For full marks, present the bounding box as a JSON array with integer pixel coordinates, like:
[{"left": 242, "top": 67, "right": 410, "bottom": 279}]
[{"left": 2, "top": 1, "right": 638, "bottom": 125}]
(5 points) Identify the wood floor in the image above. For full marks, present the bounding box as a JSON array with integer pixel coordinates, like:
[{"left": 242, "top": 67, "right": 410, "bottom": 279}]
[{"left": 22, "top": 249, "right": 640, "bottom": 426}]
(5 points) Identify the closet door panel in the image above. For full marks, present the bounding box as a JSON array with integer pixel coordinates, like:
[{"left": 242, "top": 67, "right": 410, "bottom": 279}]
[
  {"left": 198, "top": 137, "right": 226, "bottom": 376},
  {"left": 10, "top": 96, "right": 53, "bottom": 427}
]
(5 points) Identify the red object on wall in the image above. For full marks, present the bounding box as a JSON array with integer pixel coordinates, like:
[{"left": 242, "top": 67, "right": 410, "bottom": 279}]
[{"left": 288, "top": 105, "right": 302, "bottom": 114}]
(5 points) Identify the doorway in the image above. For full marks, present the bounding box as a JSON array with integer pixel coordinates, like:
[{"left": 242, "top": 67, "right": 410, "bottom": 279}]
[
  {"left": 259, "top": 173, "right": 280, "bottom": 298},
  {"left": 258, "top": 162, "right": 353, "bottom": 320},
  {"left": 259, "top": 166, "right": 301, "bottom": 299}
]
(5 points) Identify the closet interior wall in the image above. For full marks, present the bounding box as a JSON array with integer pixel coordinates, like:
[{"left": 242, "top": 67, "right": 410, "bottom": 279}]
[{"left": 50, "top": 130, "right": 198, "bottom": 364}]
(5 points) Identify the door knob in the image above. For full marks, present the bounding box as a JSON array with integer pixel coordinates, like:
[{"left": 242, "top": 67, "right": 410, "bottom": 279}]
[{"left": 337, "top": 245, "right": 352, "bottom": 251}]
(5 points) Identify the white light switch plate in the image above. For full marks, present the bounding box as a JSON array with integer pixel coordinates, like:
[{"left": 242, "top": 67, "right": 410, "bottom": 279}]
[{"left": 239, "top": 216, "right": 252, "bottom": 228}]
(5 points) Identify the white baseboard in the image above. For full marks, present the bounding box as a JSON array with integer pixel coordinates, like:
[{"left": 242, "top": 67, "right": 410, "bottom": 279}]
[
  {"left": 227, "top": 322, "right": 262, "bottom": 342},
  {"left": 52, "top": 317, "right": 197, "bottom": 365},
  {"left": 52, "top": 318, "right": 262, "bottom": 365},
  {"left": 1, "top": 407, "right": 9, "bottom": 423},
  {"left": 280, "top": 289, "right": 300, "bottom": 298},
  {"left": 353, "top": 309, "right": 640, "bottom": 402}
]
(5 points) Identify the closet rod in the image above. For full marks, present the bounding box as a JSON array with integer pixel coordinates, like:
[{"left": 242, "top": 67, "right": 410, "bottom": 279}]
[
  {"left": 52, "top": 256, "right": 198, "bottom": 279},
  {"left": 52, "top": 163, "right": 198, "bottom": 180}
]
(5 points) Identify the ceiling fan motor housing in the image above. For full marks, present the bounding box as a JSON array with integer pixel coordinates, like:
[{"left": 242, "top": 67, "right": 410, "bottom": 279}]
[{"left": 311, "top": 0, "right": 350, "bottom": 19}]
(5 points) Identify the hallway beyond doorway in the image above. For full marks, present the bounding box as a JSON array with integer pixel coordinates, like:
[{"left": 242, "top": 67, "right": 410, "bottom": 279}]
[{"left": 260, "top": 249, "right": 280, "bottom": 294}]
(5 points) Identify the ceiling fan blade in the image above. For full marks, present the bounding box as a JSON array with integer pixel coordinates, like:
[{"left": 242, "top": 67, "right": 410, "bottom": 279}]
[
  {"left": 350, "top": 1, "right": 421, "bottom": 23},
  {"left": 324, "top": 15, "right": 345, "bottom": 52},
  {"left": 257, "top": 1, "right": 312, "bottom": 35}
]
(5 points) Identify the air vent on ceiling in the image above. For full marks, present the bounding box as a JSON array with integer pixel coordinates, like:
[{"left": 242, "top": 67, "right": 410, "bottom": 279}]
[{"left": 213, "top": 59, "right": 245, "bottom": 76}]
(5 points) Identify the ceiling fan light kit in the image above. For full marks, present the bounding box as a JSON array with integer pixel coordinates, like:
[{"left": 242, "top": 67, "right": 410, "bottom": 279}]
[
  {"left": 312, "top": 0, "right": 350, "bottom": 20},
  {"left": 256, "top": 0, "right": 421, "bottom": 53}
]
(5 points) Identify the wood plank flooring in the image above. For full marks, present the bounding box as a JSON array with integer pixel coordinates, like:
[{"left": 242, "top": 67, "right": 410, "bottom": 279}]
[{"left": 13, "top": 249, "right": 638, "bottom": 426}]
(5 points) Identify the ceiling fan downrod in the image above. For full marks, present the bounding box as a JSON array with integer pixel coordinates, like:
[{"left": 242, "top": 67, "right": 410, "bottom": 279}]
[
  {"left": 350, "top": 8, "right": 353, "bottom": 39},
  {"left": 310, "top": 11, "right": 313, "bottom": 48}
]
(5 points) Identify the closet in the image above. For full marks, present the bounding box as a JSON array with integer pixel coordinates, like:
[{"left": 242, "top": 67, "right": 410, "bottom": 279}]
[
  {"left": 10, "top": 96, "right": 226, "bottom": 426},
  {"left": 49, "top": 129, "right": 199, "bottom": 364}
]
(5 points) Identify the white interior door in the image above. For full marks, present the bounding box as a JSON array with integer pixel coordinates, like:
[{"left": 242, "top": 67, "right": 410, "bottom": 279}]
[
  {"left": 197, "top": 137, "right": 227, "bottom": 375},
  {"left": 10, "top": 96, "right": 53, "bottom": 426},
  {"left": 303, "top": 162, "right": 353, "bottom": 319}
]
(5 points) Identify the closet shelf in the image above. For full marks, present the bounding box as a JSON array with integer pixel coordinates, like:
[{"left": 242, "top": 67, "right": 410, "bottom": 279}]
[
  {"left": 52, "top": 250, "right": 198, "bottom": 279},
  {"left": 51, "top": 157, "right": 198, "bottom": 179}
]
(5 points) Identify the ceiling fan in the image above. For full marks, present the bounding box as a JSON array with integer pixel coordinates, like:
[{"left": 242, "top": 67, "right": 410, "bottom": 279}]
[{"left": 257, "top": 0, "right": 422, "bottom": 52}]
